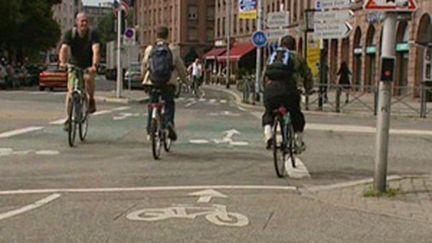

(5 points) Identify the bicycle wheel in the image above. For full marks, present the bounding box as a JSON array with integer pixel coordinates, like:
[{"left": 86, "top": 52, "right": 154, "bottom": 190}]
[
  {"left": 286, "top": 121, "right": 296, "bottom": 168},
  {"left": 151, "top": 116, "right": 162, "bottom": 160},
  {"left": 79, "top": 95, "right": 89, "bottom": 141},
  {"left": 68, "top": 96, "right": 78, "bottom": 147},
  {"left": 272, "top": 116, "right": 286, "bottom": 178}
]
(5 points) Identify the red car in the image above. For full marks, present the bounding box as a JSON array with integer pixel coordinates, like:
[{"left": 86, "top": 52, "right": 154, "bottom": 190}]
[{"left": 39, "top": 64, "right": 67, "bottom": 91}]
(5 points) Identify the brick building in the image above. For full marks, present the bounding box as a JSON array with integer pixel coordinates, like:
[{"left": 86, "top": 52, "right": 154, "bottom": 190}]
[
  {"left": 210, "top": 0, "right": 432, "bottom": 94},
  {"left": 135, "top": 0, "right": 215, "bottom": 61},
  {"left": 83, "top": 5, "right": 112, "bottom": 27},
  {"left": 52, "top": 0, "right": 83, "bottom": 36}
]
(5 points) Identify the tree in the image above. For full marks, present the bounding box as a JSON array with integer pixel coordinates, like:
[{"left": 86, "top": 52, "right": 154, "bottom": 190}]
[{"left": 0, "top": 0, "right": 61, "bottom": 62}]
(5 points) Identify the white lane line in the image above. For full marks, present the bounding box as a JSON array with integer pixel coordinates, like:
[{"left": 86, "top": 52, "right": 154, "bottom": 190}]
[
  {"left": 0, "top": 127, "right": 44, "bottom": 139},
  {"left": 209, "top": 99, "right": 217, "bottom": 104},
  {"left": 220, "top": 99, "right": 227, "bottom": 104},
  {"left": 112, "top": 106, "right": 131, "bottom": 111},
  {"left": 93, "top": 110, "right": 112, "bottom": 116},
  {"left": 185, "top": 101, "right": 197, "bottom": 108},
  {"left": 0, "top": 194, "right": 61, "bottom": 221},
  {"left": 0, "top": 185, "right": 297, "bottom": 195},
  {"left": 49, "top": 118, "right": 67, "bottom": 125}
]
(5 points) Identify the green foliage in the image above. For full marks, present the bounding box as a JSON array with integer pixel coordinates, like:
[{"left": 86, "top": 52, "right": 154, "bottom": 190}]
[
  {"left": 363, "top": 187, "right": 401, "bottom": 198},
  {"left": 0, "top": 0, "right": 61, "bottom": 62}
]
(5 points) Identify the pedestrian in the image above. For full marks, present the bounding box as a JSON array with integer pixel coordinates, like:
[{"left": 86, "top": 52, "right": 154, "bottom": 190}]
[
  {"left": 188, "top": 58, "right": 203, "bottom": 93},
  {"left": 141, "top": 26, "right": 190, "bottom": 141},
  {"left": 337, "top": 61, "right": 352, "bottom": 104},
  {"left": 59, "top": 12, "right": 101, "bottom": 131},
  {"left": 0, "top": 60, "right": 7, "bottom": 88}
]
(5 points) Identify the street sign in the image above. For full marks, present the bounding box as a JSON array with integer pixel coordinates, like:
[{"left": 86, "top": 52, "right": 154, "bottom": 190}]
[
  {"left": 314, "top": 10, "right": 354, "bottom": 23},
  {"left": 266, "top": 11, "right": 290, "bottom": 28},
  {"left": 316, "top": 0, "right": 352, "bottom": 10},
  {"left": 265, "top": 29, "right": 289, "bottom": 41},
  {"left": 239, "top": 0, "right": 257, "bottom": 19},
  {"left": 313, "top": 22, "right": 353, "bottom": 39},
  {"left": 251, "top": 31, "right": 268, "bottom": 48},
  {"left": 124, "top": 28, "right": 135, "bottom": 45},
  {"left": 364, "top": 0, "right": 418, "bottom": 12}
]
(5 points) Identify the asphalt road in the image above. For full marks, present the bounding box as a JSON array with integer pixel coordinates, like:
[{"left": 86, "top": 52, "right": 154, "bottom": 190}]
[{"left": 0, "top": 83, "right": 431, "bottom": 242}]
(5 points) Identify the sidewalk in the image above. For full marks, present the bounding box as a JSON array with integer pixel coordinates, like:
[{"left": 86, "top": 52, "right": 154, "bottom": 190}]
[
  {"left": 206, "top": 84, "right": 432, "bottom": 119},
  {"left": 95, "top": 89, "right": 148, "bottom": 105}
]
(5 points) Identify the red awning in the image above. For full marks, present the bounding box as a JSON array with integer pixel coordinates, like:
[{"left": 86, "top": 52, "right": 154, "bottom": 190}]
[
  {"left": 203, "top": 48, "right": 226, "bottom": 60},
  {"left": 217, "top": 43, "right": 256, "bottom": 62}
]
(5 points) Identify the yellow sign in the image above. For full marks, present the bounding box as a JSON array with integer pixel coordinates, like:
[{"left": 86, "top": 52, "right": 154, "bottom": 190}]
[
  {"left": 307, "top": 39, "right": 321, "bottom": 77},
  {"left": 239, "top": 11, "right": 257, "bottom": 19}
]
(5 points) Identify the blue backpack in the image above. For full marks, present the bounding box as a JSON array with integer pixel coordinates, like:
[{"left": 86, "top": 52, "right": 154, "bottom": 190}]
[{"left": 149, "top": 43, "right": 174, "bottom": 86}]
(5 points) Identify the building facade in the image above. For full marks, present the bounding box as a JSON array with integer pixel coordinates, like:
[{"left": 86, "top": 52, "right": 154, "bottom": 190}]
[
  {"left": 135, "top": 0, "right": 215, "bottom": 59},
  {"left": 83, "top": 5, "right": 112, "bottom": 27},
  {"left": 52, "top": 0, "right": 83, "bottom": 35}
]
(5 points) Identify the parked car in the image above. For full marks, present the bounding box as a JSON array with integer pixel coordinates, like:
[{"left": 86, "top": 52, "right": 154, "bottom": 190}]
[
  {"left": 124, "top": 62, "right": 142, "bottom": 89},
  {"left": 39, "top": 64, "right": 67, "bottom": 91}
]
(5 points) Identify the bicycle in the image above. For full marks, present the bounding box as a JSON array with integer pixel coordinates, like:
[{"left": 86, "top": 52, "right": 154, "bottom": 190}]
[
  {"left": 148, "top": 88, "right": 172, "bottom": 160},
  {"left": 66, "top": 64, "right": 90, "bottom": 147},
  {"left": 272, "top": 106, "right": 297, "bottom": 178},
  {"left": 175, "top": 77, "right": 190, "bottom": 98}
]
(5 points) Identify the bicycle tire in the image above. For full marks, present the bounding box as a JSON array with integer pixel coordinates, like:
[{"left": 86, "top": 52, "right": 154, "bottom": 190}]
[
  {"left": 151, "top": 117, "right": 162, "bottom": 160},
  {"left": 68, "top": 96, "right": 78, "bottom": 147},
  {"left": 287, "top": 122, "right": 296, "bottom": 168},
  {"left": 163, "top": 130, "right": 172, "bottom": 152},
  {"left": 272, "top": 116, "right": 285, "bottom": 178},
  {"left": 79, "top": 96, "right": 89, "bottom": 141}
]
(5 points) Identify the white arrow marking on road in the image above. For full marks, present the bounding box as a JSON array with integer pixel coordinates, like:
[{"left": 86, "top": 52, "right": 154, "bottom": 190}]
[
  {"left": 188, "top": 189, "right": 228, "bottom": 203},
  {"left": 0, "top": 127, "right": 44, "bottom": 139},
  {"left": 224, "top": 129, "right": 241, "bottom": 140},
  {"left": 0, "top": 194, "right": 61, "bottom": 221},
  {"left": 285, "top": 158, "right": 310, "bottom": 179}
]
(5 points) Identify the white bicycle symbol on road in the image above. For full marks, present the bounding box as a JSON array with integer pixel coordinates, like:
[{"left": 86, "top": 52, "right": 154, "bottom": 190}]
[{"left": 126, "top": 204, "right": 249, "bottom": 227}]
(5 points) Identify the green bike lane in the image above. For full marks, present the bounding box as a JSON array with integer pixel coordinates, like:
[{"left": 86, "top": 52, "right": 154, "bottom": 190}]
[{"left": 0, "top": 89, "right": 431, "bottom": 242}]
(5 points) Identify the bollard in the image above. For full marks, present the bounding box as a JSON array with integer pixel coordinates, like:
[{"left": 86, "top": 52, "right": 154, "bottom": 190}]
[
  {"left": 374, "top": 88, "right": 379, "bottom": 116},
  {"left": 335, "top": 87, "right": 341, "bottom": 113},
  {"left": 420, "top": 82, "right": 427, "bottom": 118}
]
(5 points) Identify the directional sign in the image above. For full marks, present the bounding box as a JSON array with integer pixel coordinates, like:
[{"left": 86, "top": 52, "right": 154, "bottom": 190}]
[
  {"left": 364, "top": 0, "right": 418, "bottom": 12},
  {"left": 265, "top": 29, "right": 289, "bottom": 41},
  {"left": 313, "top": 22, "right": 353, "bottom": 39},
  {"left": 251, "top": 31, "right": 267, "bottom": 48},
  {"left": 239, "top": 0, "right": 257, "bottom": 19},
  {"left": 266, "top": 11, "right": 290, "bottom": 28},
  {"left": 316, "top": 0, "right": 352, "bottom": 10},
  {"left": 314, "top": 10, "right": 354, "bottom": 23}
]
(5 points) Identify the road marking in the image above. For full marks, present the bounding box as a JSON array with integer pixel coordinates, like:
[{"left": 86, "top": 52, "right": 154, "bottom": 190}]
[
  {"left": 185, "top": 101, "right": 197, "bottom": 108},
  {"left": 189, "top": 139, "right": 211, "bottom": 144},
  {"left": 35, "top": 150, "right": 60, "bottom": 155},
  {"left": 0, "top": 185, "right": 297, "bottom": 195},
  {"left": 189, "top": 189, "right": 228, "bottom": 203},
  {"left": 112, "top": 106, "right": 131, "bottom": 111},
  {"left": 0, "top": 127, "right": 44, "bottom": 139},
  {"left": 209, "top": 99, "right": 217, "bottom": 104},
  {"left": 127, "top": 204, "right": 249, "bottom": 227},
  {"left": 220, "top": 99, "right": 227, "bottom": 104},
  {"left": 93, "top": 110, "right": 112, "bottom": 116},
  {"left": 49, "top": 118, "right": 67, "bottom": 125},
  {"left": 285, "top": 158, "right": 310, "bottom": 179},
  {"left": 304, "top": 175, "right": 403, "bottom": 192},
  {"left": 0, "top": 194, "right": 61, "bottom": 221}
]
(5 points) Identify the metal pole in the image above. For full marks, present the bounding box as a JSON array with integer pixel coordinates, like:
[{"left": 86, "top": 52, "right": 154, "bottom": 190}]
[
  {"left": 116, "top": 10, "right": 123, "bottom": 98},
  {"left": 374, "top": 13, "right": 397, "bottom": 193},
  {"left": 226, "top": 0, "right": 231, "bottom": 89},
  {"left": 254, "top": 0, "right": 263, "bottom": 102}
]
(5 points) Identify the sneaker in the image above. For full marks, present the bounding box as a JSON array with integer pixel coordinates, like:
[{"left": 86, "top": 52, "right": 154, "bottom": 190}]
[
  {"left": 146, "top": 134, "right": 151, "bottom": 141},
  {"left": 167, "top": 124, "right": 178, "bottom": 141},
  {"left": 88, "top": 98, "right": 96, "bottom": 114},
  {"left": 263, "top": 125, "right": 272, "bottom": 150}
]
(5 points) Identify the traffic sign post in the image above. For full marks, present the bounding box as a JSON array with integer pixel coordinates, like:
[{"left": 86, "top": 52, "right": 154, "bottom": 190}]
[
  {"left": 365, "top": 0, "right": 418, "bottom": 193},
  {"left": 313, "top": 0, "right": 353, "bottom": 40},
  {"left": 313, "top": 22, "right": 353, "bottom": 39},
  {"left": 266, "top": 11, "right": 290, "bottom": 28}
]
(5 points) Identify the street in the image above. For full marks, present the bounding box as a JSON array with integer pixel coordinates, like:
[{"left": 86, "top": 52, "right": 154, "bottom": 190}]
[{"left": 0, "top": 78, "right": 431, "bottom": 242}]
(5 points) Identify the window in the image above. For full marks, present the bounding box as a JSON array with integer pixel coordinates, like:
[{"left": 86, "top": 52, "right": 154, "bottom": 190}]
[
  {"left": 207, "top": 28, "right": 215, "bottom": 42},
  {"left": 188, "top": 5, "right": 198, "bottom": 21},
  {"left": 207, "top": 6, "right": 215, "bottom": 21},
  {"left": 188, "top": 28, "right": 198, "bottom": 41}
]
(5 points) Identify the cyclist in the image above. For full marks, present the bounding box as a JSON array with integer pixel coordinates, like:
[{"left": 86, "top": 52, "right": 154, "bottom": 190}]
[
  {"left": 141, "top": 26, "right": 189, "bottom": 141},
  {"left": 59, "top": 12, "right": 100, "bottom": 131},
  {"left": 262, "top": 35, "right": 313, "bottom": 153}
]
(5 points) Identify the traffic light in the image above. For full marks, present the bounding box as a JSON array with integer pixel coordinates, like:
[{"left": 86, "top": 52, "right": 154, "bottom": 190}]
[{"left": 381, "top": 57, "right": 395, "bottom": 82}]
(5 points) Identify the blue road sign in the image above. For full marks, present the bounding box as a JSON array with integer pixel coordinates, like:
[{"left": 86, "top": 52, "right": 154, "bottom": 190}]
[
  {"left": 239, "top": 0, "right": 257, "bottom": 12},
  {"left": 124, "top": 28, "right": 134, "bottom": 39},
  {"left": 251, "top": 31, "right": 267, "bottom": 48}
]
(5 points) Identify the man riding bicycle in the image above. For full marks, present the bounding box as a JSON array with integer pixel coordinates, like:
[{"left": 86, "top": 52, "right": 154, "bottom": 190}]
[
  {"left": 262, "top": 35, "right": 313, "bottom": 152},
  {"left": 141, "top": 27, "right": 189, "bottom": 141},
  {"left": 59, "top": 12, "right": 100, "bottom": 131}
]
